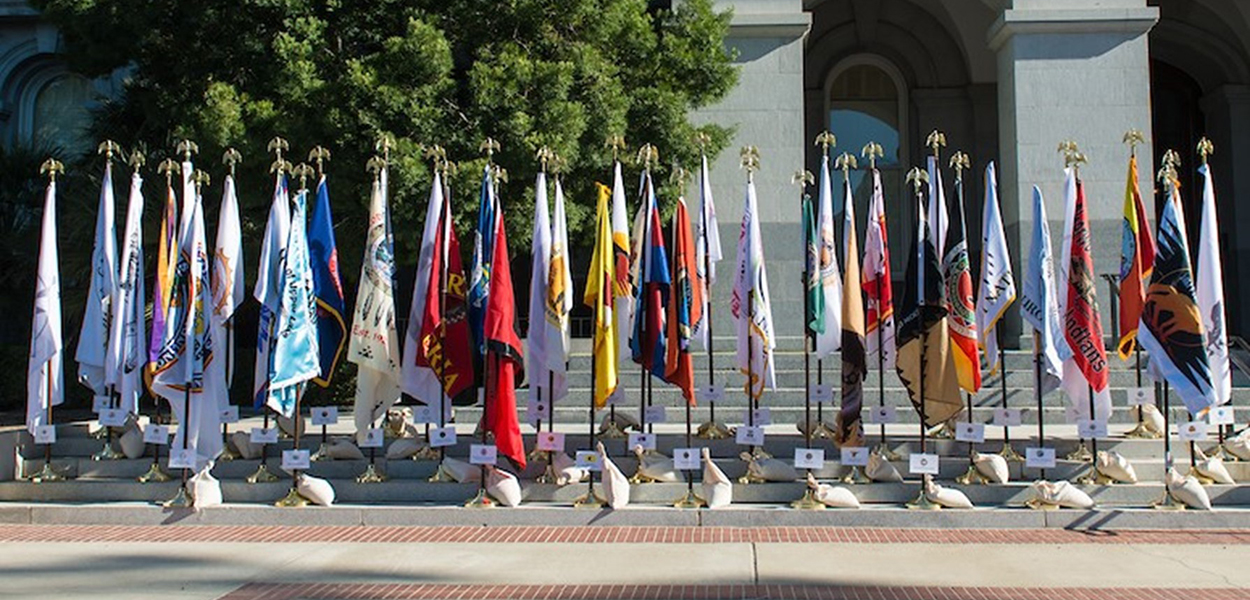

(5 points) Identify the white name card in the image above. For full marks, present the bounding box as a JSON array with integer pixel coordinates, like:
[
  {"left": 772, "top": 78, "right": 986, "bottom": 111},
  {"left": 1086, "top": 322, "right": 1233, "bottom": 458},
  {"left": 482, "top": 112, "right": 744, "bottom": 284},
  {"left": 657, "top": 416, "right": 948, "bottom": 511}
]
[
  {"left": 1077, "top": 419, "right": 1109, "bottom": 440},
  {"left": 909, "top": 453, "right": 939, "bottom": 475},
  {"left": 143, "top": 424, "right": 170, "bottom": 445},
  {"left": 98, "top": 408, "right": 127, "bottom": 428},
  {"left": 537, "top": 431, "right": 565, "bottom": 452},
  {"left": 33, "top": 425, "right": 56, "bottom": 445},
  {"left": 1209, "top": 406, "right": 1235, "bottom": 426},
  {"left": 469, "top": 444, "right": 497, "bottom": 465},
  {"left": 1127, "top": 387, "right": 1153, "bottom": 406},
  {"left": 281, "top": 449, "right": 311, "bottom": 470},
  {"left": 359, "top": 427, "right": 384, "bottom": 448},
  {"left": 810, "top": 384, "right": 833, "bottom": 404},
  {"left": 841, "top": 446, "right": 869, "bottom": 466},
  {"left": 955, "top": 422, "right": 986, "bottom": 444},
  {"left": 220, "top": 405, "right": 240, "bottom": 424},
  {"left": 702, "top": 384, "right": 724, "bottom": 403},
  {"left": 310, "top": 406, "right": 338, "bottom": 426},
  {"left": 673, "top": 448, "right": 700, "bottom": 470},
  {"left": 735, "top": 425, "right": 764, "bottom": 446},
  {"left": 575, "top": 450, "right": 602, "bottom": 471},
  {"left": 1178, "top": 421, "right": 1208, "bottom": 442},
  {"left": 1026, "top": 447, "right": 1056, "bottom": 469},
  {"left": 250, "top": 427, "right": 278, "bottom": 444},
  {"left": 92, "top": 395, "right": 111, "bottom": 413},
  {"left": 868, "top": 406, "right": 897, "bottom": 424},
  {"left": 644, "top": 405, "right": 667, "bottom": 424},
  {"left": 993, "top": 408, "right": 1022, "bottom": 427},
  {"left": 794, "top": 448, "right": 824, "bottom": 470},
  {"left": 628, "top": 432, "right": 656, "bottom": 451},
  {"left": 167, "top": 448, "right": 195, "bottom": 470},
  {"left": 429, "top": 426, "right": 457, "bottom": 448}
]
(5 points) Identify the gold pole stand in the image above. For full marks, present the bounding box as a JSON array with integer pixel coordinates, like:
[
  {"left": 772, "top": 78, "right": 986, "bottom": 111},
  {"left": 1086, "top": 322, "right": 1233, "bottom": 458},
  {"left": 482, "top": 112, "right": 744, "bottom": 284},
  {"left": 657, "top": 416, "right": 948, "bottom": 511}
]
[
  {"left": 813, "top": 422, "right": 838, "bottom": 441},
  {"left": 161, "top": 485, "right": 193, "bottom": 508},
  {"left": 92, "top": 441, "right": 124, "bottom": 461},
  {"left": 696, "top": 420, "right": 733, "bottom": 440},
  {"left": 1124, "top": 422, "right": 1159, "bottom": 439},
  {"left": 413, "top": 445, "right": 441, "bottom": 461},
  {"left": 1152, "top": 491, "right": 1187, "bottom": 511},
  {"left": 599, "top": 420, "right": 629, "bottom": 440},
  {"left": 464, "top": 488, "right": 495, "bottom": 508},
  {"left": 840, "top": 466, "right": 871, "bottom": 485},
  {"left": 138, "top": 463, "right": 172, "bottom": 483},
  {"left": 275, "top": 488, "right": 310, "bottom": 508},
  {"left": 427, "top": 463, "right": 456, "bottom": 483},
  {"left": 790, "top": 487, "right": 825, "bottom": 510},
  {"left": 246, "top": 463, "right": 280, "bottom": 484},
  {"left": 1025, "top": 498, "right": 1060, "bottom": 511},
  {"left": 954, "top": 465, "right": 986, "bottom": 485},
  {"left": 873, "top": 443, "right": 902, "bottom": 462},
  {"left": 27, "top": 462, "right": 66, "bottom": 483},
  {"left": 573, "top": 489, "right": 608, "bottom": 508},
  {"left": 218, "top": 445, "right": 241, "bottom": 462},
  {"left": 999, "top": 444, "right": 1025, "bottom": 463},
  {"left": 310, "top": 443, "right": 331, "bottom": 462},
  {"left": 673, "top": 488, "right": 707, "bottom": 509},
  {"left": 1209, "top": 444, "right": 1235, "bottom": 462},
  {"left": 905, "top": 489, "right": 942, "bottom": 511},
  {"left": 1065, "top": 443, "right": 1094, "bottom": 462},
  {"left": 356, "top": 463, "right": 387, "bottom": 483},
  {"left": 1186, "top": 467, "right": 1216, "bottom": 486}
]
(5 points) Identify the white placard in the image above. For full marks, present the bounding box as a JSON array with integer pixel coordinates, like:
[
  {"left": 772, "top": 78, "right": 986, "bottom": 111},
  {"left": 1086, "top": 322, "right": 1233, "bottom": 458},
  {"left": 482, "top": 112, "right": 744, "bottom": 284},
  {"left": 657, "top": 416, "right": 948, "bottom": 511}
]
[
  {"left": 644, "top": 405, "right": 667, "bottom": 424},
  {"left": 909, "top": 453, "right": 940, "bottom": 475},
  {"left": 33, "top": 425, "right": 56, "bottom": 445},
  {"left": 1178, "top": 421, "right": 1208, "bottom": 442},
  {"left": 250, "top": 427, "right": 279, "bottom": 444},
  {"left": 310, "top": 406, "right": 338, "bottom": 426},
  {"left": 281, "top": 449, "right": 311, "bottom": 470},
  {"left": 1127, "top": 387, "right": 1153, "bottom": 406},
  {"left": 1209, "top": 406, "right": 1235, "bottom": 426},
  {"left": 955, "top": 422, "right": 986, "bottom": 444},
  {"left": 1077, "top": 419, "right": 1109, "bottom": 440},
  {"left": 868, "top": 406, "right": 897, "bottom": 424},
  {"left": 607, "top": 387, "right": 626, "bottom": 405},
  {"left": 92, "top": 395, "right": 111, "bottom": 413},
  {"left": 536, "top": 431, "right": 564, "bottom": 452},
  {"left": 98, "top": 408, "right": 127, "bottom": 428},
  {"left": 359, "top": 427, "right": 384, "bottom": 448},
  {"left": 735, "top": 425, "right": 764, "bottom": 446},
  {"left": 992, "top": 408, "right": 1022, "bottom": 427},
  {"left": 469, "top": 444, "right": 497, "bottom": 465},
  {"left": 627, "top": 432, "right": 656, "bottom": 451},
  {"left": 751, "top": 407, "right": 772, "bottom": 426},
  {"left": 1025, "top": 447, "right": 1056, "bottom": 469},
  {"left": 810, "top": 384, "right": 833, "bottom": 404},
  {"left": 702, "top": 384, "right": 724, "bottom": 403},
  {"left": 840, "top": 446, "right": 869, "bottom": 466},
  {"left": 167, "top": 448, "right": 195, "bottom": 470},
  {"left": 142, "top": 424, "right": 170, "bottom": 445},
  {"left": 794, "top": 448, "right": 824, "bottom": 470},
  {"left": 219, "top": 405, "right": 239, "bottom": 424},
  {"left": 575, "top": 450, "right": 602, "bottom": 471},
  {"left": 673, "top": 448, "right": 700, "bottom": 470},
  {"left": 429, "top": 426, "right": 457, "bottom": 448}
]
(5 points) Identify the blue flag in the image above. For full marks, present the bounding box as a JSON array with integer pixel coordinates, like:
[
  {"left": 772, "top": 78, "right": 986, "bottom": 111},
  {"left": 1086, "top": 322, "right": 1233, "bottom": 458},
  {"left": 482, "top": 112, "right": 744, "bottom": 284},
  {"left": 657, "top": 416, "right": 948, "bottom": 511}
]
[
  {"left": 267, "top": 188, "right": 320, "bottom": 417},
  {"left": 468, "top": 166, "right": 497, "bottom": 362},
  {"left": 629, "top": 173, "right": 670, "bottom": 378},
  {"left": 308, "top": 175, "right": 346, "bottom": 386},
  {"left": 1019, "top": 186, "right": 1072, "bottom": 396}
]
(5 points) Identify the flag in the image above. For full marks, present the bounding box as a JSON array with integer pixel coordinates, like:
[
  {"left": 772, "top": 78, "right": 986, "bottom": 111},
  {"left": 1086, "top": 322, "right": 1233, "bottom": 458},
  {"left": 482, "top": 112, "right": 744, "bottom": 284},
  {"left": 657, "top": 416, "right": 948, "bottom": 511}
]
[
  {"left": 468, "top": 167, "right": 498, "bottom": 373},
  {"left": 1117, "top": 155, "right": 1155, "bottom": 359},
  {"left": 308, "top": 175, "right": 346, "bottom": 386},
  {"left": 483, "top": 205, "right": 526, "bottom": 470},
  {"left": 1060, "top": 174, "right": 1112, "bottom": 421},
  {"left": 839, "top": 173, "right": 866, "bottom": 448},
  {"left": 803, "top": 194, "right": 823, "bottom": 337},
  {"left": 266, "top": 187, "right": 320, "bottom": 418},
  {"left": 585, "top": 183, "right": 619, "bottom": 408},
  {"left": 148, "top": 177, "right": 178, "bottom": 368},
  {"left": 928, "top": 156, "right": 949, "bottom": 259},
  {"left": 895, "top": 186, "right": 961, "bottom": 428},
  {"left": 211, "top": 171, "right": 244, "bottom": 389},
  {"left": 350, "top": 175, "right": 401, "bottom": 441},
  {"left": 76, "top": 162, "right": 117, "bottom": 396},
  {"left": 27, "top": 179, "right": 63, "bottom": 434},
  {"left": 732, "top": 176, "right": 776, "bottom": 398},
  {"left": 862, "top": 167, "right": 896, "bottom": 371},
  {"left": 666, "top": 197, "right": 701, "bottom": 404},
  {"left": 106, "top": 170, "right": 147, "bottom": 415},
  {"left": 975, "top": 162, "right": 1015, "bottom": 376},
  {"left": 943, "top": 169, "right": 980, "bottom": 393},
  {"left": 1139, "top": 177, "right": 1217, "bottom": 416},
  {"left": 1197, "top": 163, "right": 1231, "bottom": 407},
  {"left": 1020, "top": 186, "right": 1072, "bottom": 395},
  {"left": 544, "top": 177, "right": 573, "bottom": 401},
  {"left": 527, "top": 172, "right": 553, "bottom": 398},
  {"left": 814, "top": 155, "right": 841, "bottom": 357},
  {"left": 253, "top": 174, "right": 291, "bottom": 408},
  {"left": 692, "top": 155, "right": 721, "bottom": 349},
  {"left": 611, "top": 162, "right": 633, "bottom": 359},
  {"left": 629, "top": 174, "right": 671, "bottom": 378},
  {"left": 402, "top": 171, "right": 448, "bottom": 404}
]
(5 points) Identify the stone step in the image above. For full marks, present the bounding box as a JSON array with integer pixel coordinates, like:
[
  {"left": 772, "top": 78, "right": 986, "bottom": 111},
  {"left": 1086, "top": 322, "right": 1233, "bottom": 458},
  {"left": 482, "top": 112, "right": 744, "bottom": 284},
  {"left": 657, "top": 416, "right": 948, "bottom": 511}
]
[
  {"left": 554, "top": 368, "right": 1235, "bottom": 389},
  {"left": 562, "top": 351, "right": 1162, "bottom": 373}
]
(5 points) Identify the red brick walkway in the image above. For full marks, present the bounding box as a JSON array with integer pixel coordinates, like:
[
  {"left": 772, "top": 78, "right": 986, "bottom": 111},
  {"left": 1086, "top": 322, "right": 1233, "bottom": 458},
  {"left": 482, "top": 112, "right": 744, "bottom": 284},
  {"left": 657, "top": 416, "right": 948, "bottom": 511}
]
[
  {"left": 1, "top": 524, "right": 1247, "bottom": 545},
  {"left": 217, "top": 583, "right": 1247, "bottom": 600}
]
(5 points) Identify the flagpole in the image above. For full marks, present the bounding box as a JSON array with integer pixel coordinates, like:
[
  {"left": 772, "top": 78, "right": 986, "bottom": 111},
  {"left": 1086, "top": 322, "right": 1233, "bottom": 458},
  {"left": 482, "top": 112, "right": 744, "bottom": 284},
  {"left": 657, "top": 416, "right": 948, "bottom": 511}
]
[
  {"left": 905, "top": 166, "right": 938, "bottom": 510},
  {"left": 92, "top": 143, "right": 124, "bottom": 462},
  {"left": 1153, "top": 381, "right": 1184, "bottom": 509},
  {"left": 1034, "top": 331, "right": 1047, "bottom": 481},
  {"left": 865, "top": 148, "right": 898, "bottom": 460},
  {"left": 425, "top": 148, "right": 455, "bottom": 483},
  {"left": 739, "top": 149, "right": 766, "bottom": 484},
  {"left": 791, "top": 169, "right": 823, "bottom": 509},
  {"left": 692, "top": 136, "right": 728, "bottom": 440},
  {"left": 633, "top": 146, "right": 658, "bottom": 475},
  {"left": 998, "top": 332, "right": 1022, "bottom": 461},
  {"left": 575, "top": 355, "right": 606, "bottom": 507},
  {"left": 140, "top": 157, "right": 179, "bottom": 484},
  {"left": 29, "top": 159, "right": 66, "bottom": 483}
]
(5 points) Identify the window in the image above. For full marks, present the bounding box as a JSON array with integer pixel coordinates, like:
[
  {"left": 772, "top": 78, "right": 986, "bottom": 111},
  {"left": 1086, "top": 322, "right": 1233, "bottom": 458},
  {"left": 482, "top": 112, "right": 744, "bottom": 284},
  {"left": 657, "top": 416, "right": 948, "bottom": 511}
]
[
  {"left": 32, "top": 75, "right": 93, "bottom": 156},
  {"left": 828, "top": 61, "right": 905, "bottom": 200}
]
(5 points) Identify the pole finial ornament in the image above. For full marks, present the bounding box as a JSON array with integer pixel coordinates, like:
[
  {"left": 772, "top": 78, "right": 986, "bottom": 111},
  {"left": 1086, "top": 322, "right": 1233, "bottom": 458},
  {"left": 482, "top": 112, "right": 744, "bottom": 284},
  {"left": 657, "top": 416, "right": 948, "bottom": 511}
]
[
  {"left": 291, "top": 163, "right": 314, "bottom": 191},
  {"left": 308, "top": 146, "right": 331, "bottom": 176},
  {"left": 949, "top": 151, "right": 971, "bottom": 180},
  {"left": 176, "top": 139, "right": 199, "bottom": 162},
  {"left": 906, "top": 166, "right": 928, "bottom": 196},
  {"left": 862, "top": 142, "right": 884, "bottom": 170},
  {"left": 926, "top": 130, "right": 947, "bottom": 159},
  {"left": 97, "top": 140, "right": 121, "bottom": 163},
  {"left": 636, "top": 143, "right": 658, "bottom": 173},
  {"left": 480, "top": 137, "right": 500, "bottom": 163},
  {"left": 222, "top": 148, "right": 242, "bottom": 177},
  {"left": 39, "top": 158, "right": 64, "bottom": 182},
  {"left": 1198, "top": 137, "right": 1215, "bottom": 166},
  {"left": 606, "top": 134, "right": 626, "bottom": 162},
  {"left": 739, "top": 145, "right": 761, "bottom": 180},
  {"left": 268, "top": 137, "right": 290, "bottom": 174},
  {"left": 129, "top": 149, "right": 146, "bottom": 172},
  {"left": 814, "top": 131, "right": 836, "bottom": 158},
  {"left": 835, "top": 151, "right": 858, "bottom": 178},
  {"left": 157, "top": 158, "right": 179, "bottom": 185},
  {"left": 1123, "top": 129, "right": 1145, "bottom": 157}
]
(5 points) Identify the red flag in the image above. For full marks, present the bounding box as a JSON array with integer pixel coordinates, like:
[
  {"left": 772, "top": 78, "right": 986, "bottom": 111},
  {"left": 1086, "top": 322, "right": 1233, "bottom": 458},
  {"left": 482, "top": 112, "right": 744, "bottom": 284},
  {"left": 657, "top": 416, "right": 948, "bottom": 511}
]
[
  {"left": 665, "top": 198, "right": 701, "bottom": 405},
  {"left": 416, "top": 193, "right": 476, "bottom": 404},
  {"left": 1116, "top": 155, "right": 1155, "bottom": 359},
  {"left": 1065, "top": 177, "right": 1109, "bottom": 393},
  {"left": 483, "top": 212, "right": 526, "bottom": 470}
]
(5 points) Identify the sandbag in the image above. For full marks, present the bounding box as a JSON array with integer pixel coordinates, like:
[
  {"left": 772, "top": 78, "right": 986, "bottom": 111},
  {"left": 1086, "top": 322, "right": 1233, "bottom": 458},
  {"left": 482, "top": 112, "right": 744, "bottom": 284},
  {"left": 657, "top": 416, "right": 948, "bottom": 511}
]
[
  {"left": 741, "top": 452, "right": 799, "bottom": 482},
  {"left": 1031, "top": 480, "right": 1094, "bottom": 509},
  {"left": 386, "top": 437, "right": 425, "bottom": 460},
  {"left": 600, "top": 411, "right": 640, "bottom": 434},
  {"left": 1225, "top": 429, "right": 1250, "bottom": 461},
  {"left": 807, "top": 473, "right": 859, "bottom": 508},
  {"left": 1095, "top": 450, "right": 1138, "bottom": 483},
  {"left": 230, "top": 431, "right": 262, "bottom": 460},
  {"left": 1141, "top": 403, "right": 1165, "bottom": 436},
  {"left": 551, "top": 452, "right": 587, "bottom": 486},
  {"left": 1193, "top": 446, "right": 1235, "bottom": 484},
  {"left": 297, "top": 473, "right": 336, "bottom": 506},
  {"left": 633, "top": 446, "right": 681, "bottom": 482},
  {"left": 598, "top": 442, "right": 630, "bottom": 509},
  {"left": 924, "top": 478, "right": 974, "bottom": 509},
  {"left": 1166, "top": 467, "right": 1212, "bottom": 510},
  {"left": 485, "top": 467, "right": 522, "bottom": 507},
  {"left": 325, "top": 438, "right": 366, "bottom": 461},
  {"left": 701, "top": 447, "right": 732, "bottom": 509},
  {"left": 443, "top": 456, "right": 482, "bottom": 483},
  {"left": 866, "top": 450, "right": 903, "bottom": 482},
  {"left": 973, "top": 452, "right": 1009, "bottom": 484},
  {"left": 189, "top": 463, "right": 223, "bottom": 509},
  {"left": 277, "top": 412, "right": 304, "bottom": 439},
  {"left": 118, "top": 415, "right": 146, "bottom": 459}
]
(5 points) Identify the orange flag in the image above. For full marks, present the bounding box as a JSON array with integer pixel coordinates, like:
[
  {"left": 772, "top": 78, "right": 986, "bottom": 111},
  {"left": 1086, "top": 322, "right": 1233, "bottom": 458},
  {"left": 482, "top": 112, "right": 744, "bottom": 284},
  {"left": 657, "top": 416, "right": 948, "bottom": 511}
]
[{"left": 665, "top": 197, "right": 701, "bottom": 405}]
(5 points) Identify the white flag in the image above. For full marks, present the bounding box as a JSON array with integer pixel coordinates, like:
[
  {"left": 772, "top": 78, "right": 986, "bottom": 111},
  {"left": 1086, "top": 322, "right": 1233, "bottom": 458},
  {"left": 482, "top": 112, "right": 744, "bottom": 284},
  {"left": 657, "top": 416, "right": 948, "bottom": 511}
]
[
  {"left": 1057, "top": 168, "right": 1077, "bottom": 313},
  {"left": 400, "top": 170, "right": 445, "bottom": 406},
  {"left": 693, "top": 155, "right": 721, "bottom": 350},
  {"left": 545, "top": 176, "right": 573, "bottom": 400},
  {"left": 927, "top": 156, "right": 949, "bottom": 258},
  {"left": 975, "top": 162, "right": 1016, "bottom": 375},
  {"left": 863, "top": 167, "right": 896, "bottom": 371},
  {"left": 252, "top": 173, "right": 291, "bottom": 408},
  {"left": 354, "top": 174, "right": 402, "bottom": 442},
  {"left": 1019, "top": 186, "right": 1072, "bottom": 396},
  {"left": 611, "top": 162, "right": 633, "bottom": 360},
  {"left": 212, "top": 173, "right": 245, "bottom": 389},
  {"left": 1197, "top": 163, "right": 1231, "bottom": 407},
  {"left": 732, "top": 177, "right": 776, "bottom": 397},
  {"left": 105, "top": 171, "right": 147, "bottom": 415},
  {"left": 27, "top": 180, "right": 64, "bottom": 434},
  {"left": 814, "top": 154, "right": 842, "bottom": 358},
  {"left": 76, "top": 162, "right": 117, "bottom": 396},
  {"left": 527, "top": 171, "right": 554, "bottom": 399}
]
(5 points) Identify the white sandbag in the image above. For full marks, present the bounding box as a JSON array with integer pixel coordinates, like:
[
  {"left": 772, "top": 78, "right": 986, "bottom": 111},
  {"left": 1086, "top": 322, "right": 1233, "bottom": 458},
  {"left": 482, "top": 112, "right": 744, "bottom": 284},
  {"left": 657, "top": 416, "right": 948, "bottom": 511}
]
[
  {"left": 230, "top": 431, "right": 262, "bottom": 460},
  {"left": 1193, "top": 446, "right": 1235, "bottom": 484},
  {"left": 1166, "top": 467, "right": 1212, "bottom": 510},
  {"left": 924, "top": 478, "right": 974, "bottom": 509},
  {"left": 701, "top": 447, "right": 732, "bottom": 509},
  {"left": 551, "top": 452, "right": 587, "bottom": 486},
  {"left": 1031, "top": 480, "right": 1094, "bottom": 509},
  {"left": 1141, "top": 403, "right": 1165, "bottom": 436},
  {"left": 1095, "top": 450, "right": 1138, "bottom": 483},
  {"left": 189, "top": 463, "right": 223, "bottom": 509},
  {"left": 741, "top": 452, "right": 799, "bottom": 482},
  {"left": 386, "top": 437, "right": 425, "bottom": 460},
  {"left": 325, "top": 438, "right": 366, "bottom": 461},
  {"left": 442, "top": 456, "right": 482, "bottom": 483},
  {"left": 600, "top": 411, "right": 640, "bottom": 434},
  {"left": 118, "top": 415, "right": 146, "bottom": 459},
  {"left": 866, "top": 450, "right": 903, "bottom": 482},
  {"left": 807, "top": 473, "right": 859, "bottom": 508},
  {"left": 297, "top": 473, "right": 336, "bottom": 506},
  {"left": 973, "top": 452, "right": 1009, "bottom": 484},
  {"left": 633, "top": 446, "right": 681, "bottom": 482},
  {"left": 598, "top": 442, "right": 630, "bottom": 509},
  {"left": 485, "top": 467, "right": 523, "bottom": 507},
  {"left": 1226, "top": 430, "right": 1250, "bottom": 461},
  {"left": 277, "top": 412, "right": 304, "bottom": 438}
]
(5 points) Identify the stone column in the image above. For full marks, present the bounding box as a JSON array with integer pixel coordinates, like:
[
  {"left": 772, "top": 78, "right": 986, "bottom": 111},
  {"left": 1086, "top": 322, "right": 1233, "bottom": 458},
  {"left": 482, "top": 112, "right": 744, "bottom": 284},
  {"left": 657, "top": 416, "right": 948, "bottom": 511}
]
[{"left": 1199, "top": 84, "right": 1250, "bottom": 338}]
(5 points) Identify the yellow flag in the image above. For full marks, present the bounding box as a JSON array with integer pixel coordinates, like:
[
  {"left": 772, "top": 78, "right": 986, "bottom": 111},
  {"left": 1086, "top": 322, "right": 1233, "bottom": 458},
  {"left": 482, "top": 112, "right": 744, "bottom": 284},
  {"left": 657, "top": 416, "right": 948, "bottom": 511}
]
[{"left": 584, "top": 183, "right": 618, "bottom": 408}]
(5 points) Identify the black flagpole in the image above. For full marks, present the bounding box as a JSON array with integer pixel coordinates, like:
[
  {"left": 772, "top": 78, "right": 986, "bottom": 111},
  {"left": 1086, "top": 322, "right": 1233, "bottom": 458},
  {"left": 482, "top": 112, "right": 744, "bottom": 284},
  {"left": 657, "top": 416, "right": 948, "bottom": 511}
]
[{"left": 1034, "top": 332, "right": 1046, "bottom": 481}]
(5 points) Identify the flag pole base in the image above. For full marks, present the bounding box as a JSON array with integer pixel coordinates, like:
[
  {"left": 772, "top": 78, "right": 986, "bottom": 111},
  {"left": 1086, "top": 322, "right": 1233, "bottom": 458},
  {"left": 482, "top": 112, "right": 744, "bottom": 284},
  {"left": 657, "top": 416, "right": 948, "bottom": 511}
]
[
  {"left": 137, "top": 463, "right": 172, "bottom": 483},
  {"left": 413, "top": 445, "right": 441, "bottom": 461},
  {"left": 696, "top": 421, "right": 733, "bottom": 440},
  {"left": 1025, "top": 497, "right": 1061, "bottom": 511},
  {"left": 161, "top": 486, "right": 193, "bottom": 508},
  {"left": 464, "top": 488, "right": 495, "bottom": 508},
  {"left": 1065, "top": 444, "right": 1094, "bottom": 463},
  {"left": 275, "top": 488, "right": 310, "bottom": 508},
  {"left": 749, "top": 446, "right": 774, "bottom": 460},
  {"left": 599, "top": 421, "right": 629, "bottom": 440},
  {"left": 1186, "top": 467, "right": 1216, "bottom": 486},
  {"left": 356, "top": 463, "right": 388, "bottom": 483},
  {"left": 840, "top": 466, "right": 872, "bottom": 485},
  {"left": 930, "top": 423, "right": 956, "bottom": 440},
  {"left": 1209, "top": 443, "right": 1236, "bottom": 462},
  {"left": 1124, "top": 422, "right": 1160, "bottom": 439},
  {"left": 998, "top": 444, "right": 1025, "bottom": 463},
  {"left": 954, "top": 465, "right": 986, "bottom": 485},
  {"left": 1153, "top": 492, "right": 1187, "bottom": 511},
  {"left": 736, "top": 472, "right": 766, "bottom": 485},
  {"left": 1075, "top": 466, "right": 1114, "bottom": 485},
  {"left": 572, "top": 488, "right": 608, "bottom": 509},
  {"left": 535, "top": 460, "right": 559, "bottom": 485},
  {"left": 27, "top": 462, "right": 66, "bottom": 483},
  {"left": 526, "top": 446, "right": 548, "bottom": 465},
  {"left": 91, "top": 426, "right": 109, "bottom": 440},
  {"left": 905, "top": 489, "right": 942, "bottom": 511},
  {"left": 673, "top": 489, "right": 707, "bottom": 509},
  {"left": 873, "top": 443, "right": 902, "bottom": 462},
  {"left": 246, "top": 464, "right": 280, "bottom": 484},
  {"left": 91, "top": 442, "right": 124, "bottom": 461},
  {"left": 310, "top": 443, "right": 331, "bottom": 462},
  {"left": 629, "top": 471, "right": 659, "bottom": 484},
  {"left": 812, "top": 422, "right": 838, "bottom": 441},
  {"left": 427, "top": 464, "right": 456, "bottom": 483},
  {"left": 790, "top": 487, "right": 826, "bottom": 510},
  {"left": 218, "top": 447, "right": 240, "bottom": 462}
]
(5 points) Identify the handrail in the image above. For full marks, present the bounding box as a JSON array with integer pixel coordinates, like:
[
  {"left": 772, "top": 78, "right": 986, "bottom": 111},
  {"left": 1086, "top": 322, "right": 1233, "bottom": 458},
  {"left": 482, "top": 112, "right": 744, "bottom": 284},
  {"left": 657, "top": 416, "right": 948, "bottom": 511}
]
[{"left": 1227, "top": 336, "right": 1250, "bottom": 381}]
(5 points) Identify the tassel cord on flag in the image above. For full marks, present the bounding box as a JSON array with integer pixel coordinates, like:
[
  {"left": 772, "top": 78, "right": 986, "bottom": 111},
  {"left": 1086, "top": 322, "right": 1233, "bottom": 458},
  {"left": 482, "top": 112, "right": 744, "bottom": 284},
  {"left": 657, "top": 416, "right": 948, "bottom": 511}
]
[{"left": 738, "top": 289, "right": 762, "bottom": 485}]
